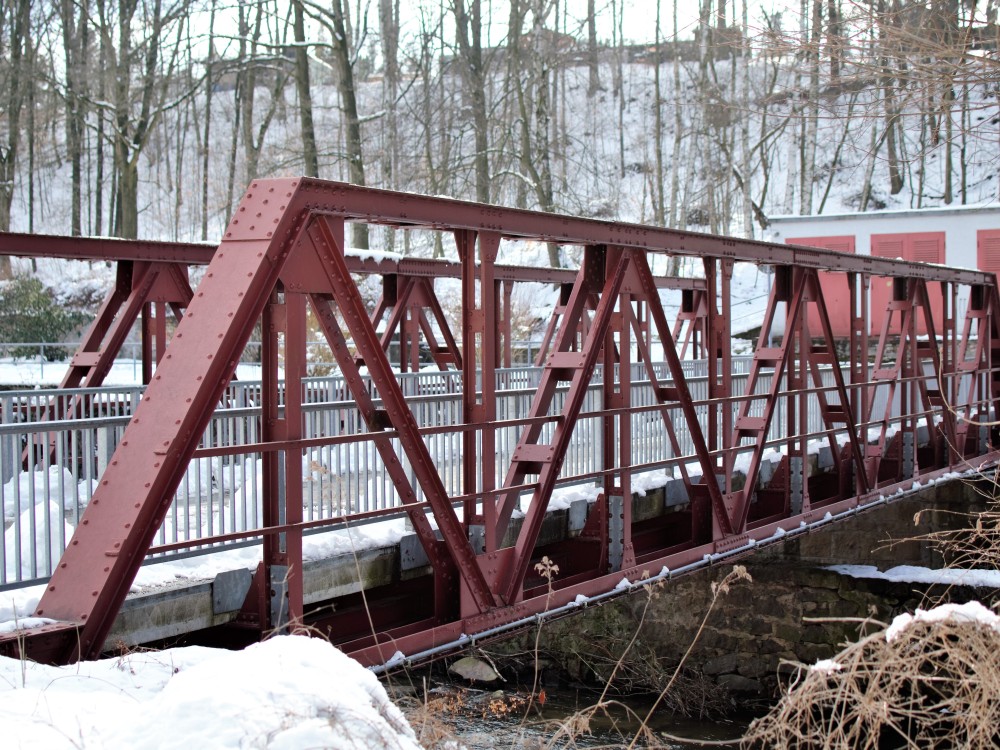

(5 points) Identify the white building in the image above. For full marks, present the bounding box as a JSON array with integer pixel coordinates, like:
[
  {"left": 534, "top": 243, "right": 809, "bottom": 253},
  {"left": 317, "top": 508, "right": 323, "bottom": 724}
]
[{"left": 768, "top": 205, "right": 1000, "bottom": 336}]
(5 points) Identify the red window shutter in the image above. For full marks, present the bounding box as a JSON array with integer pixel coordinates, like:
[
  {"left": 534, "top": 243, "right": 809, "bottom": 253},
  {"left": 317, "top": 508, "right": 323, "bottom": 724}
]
[
  {"left": 871, "top": 233, "right": 945, "bottom": 335},
  {"left": 978, "top": 230, "right": 1000, "bottom": 273}
]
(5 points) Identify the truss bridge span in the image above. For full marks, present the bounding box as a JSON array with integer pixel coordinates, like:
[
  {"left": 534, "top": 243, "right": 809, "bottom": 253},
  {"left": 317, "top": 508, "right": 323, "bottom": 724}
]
[{"left": 1, "top": 179, "right": 999, "bottom": 668}]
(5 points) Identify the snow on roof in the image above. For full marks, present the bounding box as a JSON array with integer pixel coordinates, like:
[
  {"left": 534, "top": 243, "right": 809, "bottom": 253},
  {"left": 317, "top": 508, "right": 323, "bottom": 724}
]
[{"left": 770, "top": 202, "right": 1000, "bottom": 223}]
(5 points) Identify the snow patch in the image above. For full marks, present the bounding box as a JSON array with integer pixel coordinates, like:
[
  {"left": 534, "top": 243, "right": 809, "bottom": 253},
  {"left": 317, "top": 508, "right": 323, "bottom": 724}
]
[
  {"left": 828, "top": 564, "right": 1000, "bottom": 590},
  {"left": 886, "top": 601, "right": 1000, "bottom": 643},
  {"left": 810, "top": 659, "right": 843, "bottom": 676},
  {"left": 0, "top": 635, "right": 421, "bottom": 750}
]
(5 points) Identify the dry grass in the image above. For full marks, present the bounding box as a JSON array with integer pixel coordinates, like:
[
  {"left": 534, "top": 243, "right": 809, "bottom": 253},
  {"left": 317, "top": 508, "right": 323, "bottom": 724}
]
[{"left": 741, "top": 613, "right": 1000, "bottom": 749}]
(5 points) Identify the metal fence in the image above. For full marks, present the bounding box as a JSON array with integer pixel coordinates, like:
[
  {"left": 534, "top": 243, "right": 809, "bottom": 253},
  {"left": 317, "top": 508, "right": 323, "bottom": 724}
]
[{"left": 0, "top": 354, "right": 967, "bottom": 586}]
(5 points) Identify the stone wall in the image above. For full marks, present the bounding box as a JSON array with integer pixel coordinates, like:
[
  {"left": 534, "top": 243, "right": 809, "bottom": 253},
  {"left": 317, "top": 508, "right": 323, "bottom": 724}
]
[{"left": 518, "top": 481, "right": 995, "bottom": 699}]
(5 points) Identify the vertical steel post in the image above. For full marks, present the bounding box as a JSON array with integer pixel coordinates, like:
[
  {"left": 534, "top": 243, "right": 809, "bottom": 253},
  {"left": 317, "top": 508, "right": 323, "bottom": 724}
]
[{"left": 459, "top": 231, "right": 500, "bottom": 552}]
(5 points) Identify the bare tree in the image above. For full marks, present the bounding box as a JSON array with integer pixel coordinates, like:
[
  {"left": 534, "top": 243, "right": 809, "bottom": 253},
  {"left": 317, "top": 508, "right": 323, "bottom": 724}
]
[
  {"left": 586, "top": 0, "right": 600, "bottom": 96},
  {"left": 0, "top": 0, "right": 31, "bottom": 259},
  {"left": 200, "top": 0, "right": 217, "bottom": 241},
  {"left": 453, "top": 0, "right": 492, "bottom": 203},
  {"left": 58, "top": 0, "right": 87, "bottom": 235},
  {"left": 292, "top": 0, "right": 318, "bottom": 178},
  {"left": 307, "top": 0, "right": 369, "bottom": 248},
  {"left": 96, "top": 0, "right": 197, "bottom": 239}
]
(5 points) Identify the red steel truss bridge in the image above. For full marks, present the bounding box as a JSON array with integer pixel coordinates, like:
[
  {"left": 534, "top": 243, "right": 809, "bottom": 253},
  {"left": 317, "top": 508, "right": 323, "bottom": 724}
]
[{"left": 1, "top": 178, "right": 999, "bottom": 667}]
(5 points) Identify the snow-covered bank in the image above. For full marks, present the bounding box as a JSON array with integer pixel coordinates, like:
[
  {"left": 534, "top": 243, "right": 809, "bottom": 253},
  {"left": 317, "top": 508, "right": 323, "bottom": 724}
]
[
  {"left": 828, "top": 563, "right": 1000, "bottom": 590},
  {"left": 0, "top": 635, "right": 421, "bottom": 750}
]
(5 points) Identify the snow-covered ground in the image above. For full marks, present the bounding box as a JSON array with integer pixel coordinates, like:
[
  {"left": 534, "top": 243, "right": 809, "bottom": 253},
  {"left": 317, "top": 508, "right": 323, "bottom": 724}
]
[{"left": 0, "top": 634, "right": 422, "bottom": 750}]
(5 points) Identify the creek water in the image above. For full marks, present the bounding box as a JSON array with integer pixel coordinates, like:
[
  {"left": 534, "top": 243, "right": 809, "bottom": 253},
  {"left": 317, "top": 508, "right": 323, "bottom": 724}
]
[{"left": 410, "top": 684, "right": 752, "bottom": 749}]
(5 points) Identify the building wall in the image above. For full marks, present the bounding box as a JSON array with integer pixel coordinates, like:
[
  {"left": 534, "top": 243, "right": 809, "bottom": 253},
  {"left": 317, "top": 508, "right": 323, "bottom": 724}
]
[
  {"left": 769, "top": 207, "right": 1000, "bottom": 337},
  {"left": 769, "top": 205, "right": 1000, "bottom": 271}
]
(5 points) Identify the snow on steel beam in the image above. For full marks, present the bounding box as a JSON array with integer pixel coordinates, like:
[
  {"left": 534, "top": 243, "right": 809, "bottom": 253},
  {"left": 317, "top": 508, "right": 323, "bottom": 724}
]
[
  {"left": 0, "top": 230, "right": 702, "bottom": 289},
  {"left": 0, "top": 231, "right": 217, "bottom": 264},
  {"left": 288, "top": 179, "right": 996, "bottom": 284},
  {"left": 3, "top": 186, "right": 994, "bottom": 284}
]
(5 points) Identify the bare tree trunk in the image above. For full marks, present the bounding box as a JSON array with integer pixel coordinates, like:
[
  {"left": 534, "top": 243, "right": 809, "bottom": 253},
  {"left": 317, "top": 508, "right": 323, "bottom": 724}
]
[
  {"left": 107, "top": 0, "right": 191, "bottom": 239},
  {"left": 59, "top": 0, "right": 87, "bottom": 235},
  {"left": 0, "top": 0, "right": 30, "bottom": 276},
  {"left": 226, "top": 0, "right": 249, "bottom": 220},
  {"left": 201, "top": 0, "right": 217, "bottom": 240},
  {"left": 454, "top": 0, "right": 491, "bottom": 203},
  {"left": 827, "top": 0, "right": 841, "bottom": 81},
  {"left": 960, "top": 72, "right": 969, "bottom": 205},
  {"left": 878, "top": 0, "right": 903, "bottom": 196},
  {"left": 511, "top": 0, "right": 559, "bottom": 266},
  {"left": 25, "top": 25, "right": 34, "bottom": 234},
  {"left": 587, "top": 0, "right": 601, "bottom": 96},
  {"left": 653, "top": 0, "right": 665, "bottom": 225},
  {"left": 325, "top": 0, "right": 368, "bottom": 247},
  {"left": 293, "top": 0, "right": 319, "bottom": 177},
  {"left": 799, "top": 0, "right": 821, "bottom": 214},
  {"left": 379, "top": 0, "right": 399, "bottom": 189},
  {"left": 740, "top": 0, "right": 752, "bottom": 237},
  {"left": 616, "top": 0, "right": 626, "bottom": 178},
  {"left": 379, "top": 0, "right": 400, "bottom": 250},
  {"left": 668, "top": 0, "right": 682, "bottom": 229},
  {"left": 94, "top": 0, "right": 109, "bottom": 235},
  {"left": 944, "top": 83, "right": 953, "bottom": 204}
]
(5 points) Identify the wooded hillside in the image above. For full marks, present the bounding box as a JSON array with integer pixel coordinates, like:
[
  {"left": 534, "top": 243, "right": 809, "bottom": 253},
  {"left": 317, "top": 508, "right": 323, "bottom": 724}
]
[{"left": 1, "top": 0, "right": 998, "bottom": 260}]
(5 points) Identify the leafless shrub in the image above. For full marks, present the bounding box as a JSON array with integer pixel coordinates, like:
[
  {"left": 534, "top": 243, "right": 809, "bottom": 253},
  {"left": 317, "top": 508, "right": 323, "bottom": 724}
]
[
  {"left": 572, "top": 638, "right": 735, "bottom": 719},
  {"left": 913, "top": 492, "right": 1000, "bottom": 572},
  {"left": 742, "top": 615, "right": 1000, "bottom": 749}
]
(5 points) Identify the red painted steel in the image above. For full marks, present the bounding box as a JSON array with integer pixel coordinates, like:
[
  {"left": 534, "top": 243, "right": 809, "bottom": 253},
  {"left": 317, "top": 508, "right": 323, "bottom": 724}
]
[
  {"left": 2, "top": 179, "right": 1000, "bottom": 667},
  {"left": 785, "top": 236, "right": 856, "bottom": 338}
]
